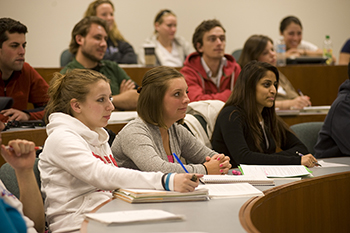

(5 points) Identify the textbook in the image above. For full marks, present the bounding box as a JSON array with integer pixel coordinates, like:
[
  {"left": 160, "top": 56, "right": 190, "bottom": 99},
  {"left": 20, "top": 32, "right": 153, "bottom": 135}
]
[
  {"left": 113, "top": 188, "right": 209, "bottom": 203},
  {"left": 239, "top": 164, "right": 312, "bottom": 178},
  {"left": 202, "top": 174, "right": 274, "bottom": 186},
  {"left": 85, "top": 209, "right": 184, "bottom": 225},
  {"left": 200, "top": 183, "right": 264, "bottom": 199}
]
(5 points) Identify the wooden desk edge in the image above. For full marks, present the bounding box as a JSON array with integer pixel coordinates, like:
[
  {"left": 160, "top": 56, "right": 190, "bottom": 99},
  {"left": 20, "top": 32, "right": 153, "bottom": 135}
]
[
  {"left": 239, "top": 170, "right": 350, "bottom": 233},
  {"left": 80, "top": 198, "right": 114, "bottom": 233}
]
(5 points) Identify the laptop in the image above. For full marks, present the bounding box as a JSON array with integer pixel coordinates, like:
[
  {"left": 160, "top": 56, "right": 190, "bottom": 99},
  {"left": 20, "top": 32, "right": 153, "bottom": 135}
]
[{"left": 286, "top": 57, "right": 327, "bottom": 65}]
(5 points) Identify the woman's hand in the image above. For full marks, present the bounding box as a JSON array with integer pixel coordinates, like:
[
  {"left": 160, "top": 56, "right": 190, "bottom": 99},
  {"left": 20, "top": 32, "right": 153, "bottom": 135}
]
[
  {"left": 204, "top": 154, "right": 232, "bottom": 175},
  {"left": 173, "top": 173, "right": 203, "bottom": 192},
  {"left": 301, "top": 154, "right": 318, "bottom": 168},
  {"left": 290, "top": 96, "right": 311, "bottom": 109}
]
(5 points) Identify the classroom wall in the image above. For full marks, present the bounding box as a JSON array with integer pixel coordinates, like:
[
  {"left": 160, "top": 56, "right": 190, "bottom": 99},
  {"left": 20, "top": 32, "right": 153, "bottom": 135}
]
[{"left": 1, "top": 0, "right": 349, "bottom": 67}]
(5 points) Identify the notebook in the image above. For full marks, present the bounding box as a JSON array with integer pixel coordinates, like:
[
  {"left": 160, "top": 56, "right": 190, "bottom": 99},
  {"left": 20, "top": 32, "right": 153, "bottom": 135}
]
[
  {"left": 202, "top": 174, "right": 274, "bottom": 186},
  {"left": 85, "top": 209, "right": 184, "bottom": 225},
  {"left": 113, "top": 188, "right": 209, "bottom": 203}
]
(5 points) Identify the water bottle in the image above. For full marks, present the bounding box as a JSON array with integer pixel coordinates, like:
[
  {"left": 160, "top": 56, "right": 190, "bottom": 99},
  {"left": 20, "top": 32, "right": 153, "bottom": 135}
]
[
  {"left": 276, "top": 36, "right": 286, "bottom": 66},
  {"left": 323, "top": 35, "right": 333, "bottom": 65}
]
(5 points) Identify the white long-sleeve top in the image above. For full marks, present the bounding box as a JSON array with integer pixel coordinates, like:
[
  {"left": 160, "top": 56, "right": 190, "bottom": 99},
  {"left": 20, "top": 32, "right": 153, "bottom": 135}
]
[{"left": 39, "top": 113, "right": 166, "bottom": 233}]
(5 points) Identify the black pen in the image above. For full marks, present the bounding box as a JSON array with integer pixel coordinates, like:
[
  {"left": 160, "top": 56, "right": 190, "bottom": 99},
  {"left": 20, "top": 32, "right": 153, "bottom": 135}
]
[{"left": 296, "top": 151, "right": 322, "bottom": 167}]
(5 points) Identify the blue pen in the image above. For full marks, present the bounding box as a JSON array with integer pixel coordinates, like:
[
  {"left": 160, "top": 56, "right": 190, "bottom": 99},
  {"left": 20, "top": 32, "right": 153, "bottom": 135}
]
[
  {"left": 173, "top": 153, "right": 189, "bottom": 172},
  {"left": 172, "top": 153, "right": 205, "bottom": 184}
]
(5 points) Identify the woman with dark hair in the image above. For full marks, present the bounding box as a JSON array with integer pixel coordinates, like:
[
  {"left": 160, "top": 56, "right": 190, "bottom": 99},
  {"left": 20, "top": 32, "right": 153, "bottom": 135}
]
[
  {"left": 279, "top": 15, "right": 323, "bottom": 58},
  {"left": 211, "top": 61, "right": 318, "bottom": 168},
  {"left": 138, "top": 9, "right": 191, "bottom": 66},
  {"left": 239, "top": 35, "right": 311, "bottom": 110},
  {"left": 112, "top": 66, "right": 231, "bottom": 175}
]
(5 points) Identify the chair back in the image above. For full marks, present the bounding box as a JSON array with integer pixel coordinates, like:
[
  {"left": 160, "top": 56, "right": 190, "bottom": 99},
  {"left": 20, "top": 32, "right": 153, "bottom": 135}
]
[
  {"left": 0, "top": 158, "right": 41, "bottom": 200},
  {"left": 290, "top": 122, "right": 323, "bottom": 155},
  {"left": 232, "top": 49, "right": 242, "bottom": 61},
  {"left": 60, "top": 49, "right": 74, "bottom": 67}
]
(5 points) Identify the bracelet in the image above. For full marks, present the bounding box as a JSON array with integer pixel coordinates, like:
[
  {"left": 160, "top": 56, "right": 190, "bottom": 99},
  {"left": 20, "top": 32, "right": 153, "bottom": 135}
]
[
  {"left": 202, "top": 164, "right": 208, "bottom": 174},
  {"left": 161, "top": 173, "right": 168, "bottom": 190},
  {"left": 165, "top": 173, "right": 172, "bottom": 191}
]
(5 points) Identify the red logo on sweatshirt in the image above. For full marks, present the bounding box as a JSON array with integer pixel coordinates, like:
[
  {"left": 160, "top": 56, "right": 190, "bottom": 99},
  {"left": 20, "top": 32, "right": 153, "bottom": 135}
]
[{"left": 92, "top": 152, "right": 118, "bottom": 167}]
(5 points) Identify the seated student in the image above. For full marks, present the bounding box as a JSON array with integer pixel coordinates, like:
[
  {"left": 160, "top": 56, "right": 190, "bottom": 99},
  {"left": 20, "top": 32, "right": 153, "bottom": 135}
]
[
  {"left": 211, "top": 61, "right": 318, "bottom": 168},
  {"left": 61, "top": 16, "right": 138, "bottom": 110},
  {"left": 39, "top": 69, "right": 201, "bottom": 233},
  {"left": 0, "top": 18, "right": 49, "bottom": 122},
  {"left": 339, "top": 39, "right": 350, "bottom": 65},
  {"left": 314, "top": 63, "right": 350, "bottom": 158},
  {"left": 279, "top": 16, "right": 323, "bottom": 58},
  {"left": 239, "top": 35, "right": 311, "bottom": 110},
  {"left": 0, "top": 137, "right": 45, "bottom": 233},
  {"left": 112, "top": 66, "right": 231, "bottom": 174},
  {"left": 138, "top": 9, "right": 191, "bottom": 67},
  {"left": 180, "top": 19, "right": 241, "bottom": 102},
  {"left": 62, "top": 0, "right": 137, "bottom": 66}
]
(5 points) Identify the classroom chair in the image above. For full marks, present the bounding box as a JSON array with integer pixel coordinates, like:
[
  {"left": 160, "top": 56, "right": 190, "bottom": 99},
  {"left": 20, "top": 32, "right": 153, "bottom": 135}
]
[
  {"left": 231, "top": 49, "right": 242, "bottom": 61},
  {"left": 0, "top": 158, "right": 43, "bottom": 200},
  {"left": 60, "top": 49, "right": 74, "bottom": 67},
  {"left": 290, "top": 122, "right": 323, "bottom": 155}
]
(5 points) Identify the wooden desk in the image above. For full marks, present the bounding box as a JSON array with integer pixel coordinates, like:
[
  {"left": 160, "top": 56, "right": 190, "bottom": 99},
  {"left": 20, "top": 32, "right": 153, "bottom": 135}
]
[
  {"left": 279, "top": 65, "right": 348, "bottom": 106},
  {"left": 0, "top": 123, "right": 127, "bottom": 167},
  {"left": 280, "top": 113, "right": 327, "bottom": 126},
  {"left": 35, "top": 65, "right": 348, "bottom": 107},
  {"left": 240, "top": 171, "right": 350, "bottom": 233},
  {"left": 81, "top": 157, "right": 350, "bottom": 233}
]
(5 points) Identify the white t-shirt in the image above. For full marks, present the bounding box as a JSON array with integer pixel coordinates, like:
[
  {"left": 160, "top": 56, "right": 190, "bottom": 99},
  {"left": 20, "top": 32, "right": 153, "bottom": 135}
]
[{"left": 155, "top": 40, "right": 183, "bottom": 67}]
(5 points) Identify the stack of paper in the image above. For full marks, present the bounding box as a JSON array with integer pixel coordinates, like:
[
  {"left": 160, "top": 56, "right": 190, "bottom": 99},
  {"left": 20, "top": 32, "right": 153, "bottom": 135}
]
[
  {"left": 301, "top": 106, "right": 330, "bottom": 114},
  {"left": 239, "top": 164, "right": 312, "bottom": 178},
  {"left": 202, "top": 174, "right": 274, "bottom": 186},
  {"left": 113, "top": 188, "right": 209, "bottom": 203},
  {"left": 108, "top": 111, "right": 138, "bottom": 123},
  {"left": 200, "top": 183, "right": 264, "bottom": 199},
  {"left": 85, "top": 209, "right": 184, "bottom": 225}
]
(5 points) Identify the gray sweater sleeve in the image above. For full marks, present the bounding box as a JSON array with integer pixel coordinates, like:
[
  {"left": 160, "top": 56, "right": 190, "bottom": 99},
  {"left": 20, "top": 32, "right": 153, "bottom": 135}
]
[{"left": 112, "top": 118, "right": 216, "bottom": 174}]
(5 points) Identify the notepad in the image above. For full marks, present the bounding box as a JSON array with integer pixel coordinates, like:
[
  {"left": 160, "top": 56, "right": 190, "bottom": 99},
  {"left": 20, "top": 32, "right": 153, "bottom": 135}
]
[
  {"left": 239, "top": 164, "right": 312, "bottom": 178},
  {"left": 85, "top": 209, "right": 184, "bottom": 225},
  {"left": 301, "top": 105, "right": 330, "bottom": 113},
  {"left": 200, "top": 183, "right": 264, "bottom": 199},
  {"left": 202, "top": 174, "right": 274, "bottom": 186},
  {"left": 113, "top": 188, "right": 209, "bottom": 203}
]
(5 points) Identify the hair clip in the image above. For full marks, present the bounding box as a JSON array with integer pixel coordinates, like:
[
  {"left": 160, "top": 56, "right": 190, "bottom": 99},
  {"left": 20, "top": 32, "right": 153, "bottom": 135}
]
[{"left": 137, "top": 86, "right": 142, "bottom": 93}]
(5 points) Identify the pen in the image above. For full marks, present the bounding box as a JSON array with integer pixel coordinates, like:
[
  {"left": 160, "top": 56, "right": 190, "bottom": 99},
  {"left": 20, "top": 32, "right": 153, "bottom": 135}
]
[
  {"left": 5, "top": 145, "right": 42, "bottom": 151},
  {"left": 297, "top": 89, "right": 304, "bottom": 97},
  {"left": 172, "top": 152, "right": 205, "bottom": 184},
  {"left": 296, "top": 151, "right": 322, "bottom": 167}
]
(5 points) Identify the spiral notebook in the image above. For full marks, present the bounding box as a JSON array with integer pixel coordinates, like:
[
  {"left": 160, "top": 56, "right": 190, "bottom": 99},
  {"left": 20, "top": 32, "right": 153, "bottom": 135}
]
[{"left": 202, "top": 174, "right": 274, "bottom": 186}]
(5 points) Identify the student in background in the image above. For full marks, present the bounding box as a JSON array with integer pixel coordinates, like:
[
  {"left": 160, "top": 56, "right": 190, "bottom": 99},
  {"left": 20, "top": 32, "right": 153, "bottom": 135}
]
[
  {"left": 314, "top": 63, "right": 350, "bottom": 158},
  {"left": 211, "top": 61, "right": 318, "bottom": 168},
  {"left": 138, "top": 9, "right": 191, "bottom": 67},
  {"left": 39, "top": 69, "right": 200, "bottom": 233},
  {"left": 112, "top": 66, "right": 231, "bottom": 174},
  {"left": 239, "top": 35, "right": 311, "bottom": 110},
  {"left": 339, "top": 39, "right": 350, "bottom": 65},
  {"left": 61, "top": 16, "right": 138, "bottom": 110},
  {"left": 181, "top": 19, "right": 241, "bottom": 102},
  {"left": 0, "top": 137, "right": 45, "bottom": 233},
  {"left": 0, "top": 18, "right": 49, "bottom": 122},
  {"left": 279, "top": 16, "right": 323, "bottom": 58},
  {"left": 84, "top": 0, "right": 137, "bottom": 64}
]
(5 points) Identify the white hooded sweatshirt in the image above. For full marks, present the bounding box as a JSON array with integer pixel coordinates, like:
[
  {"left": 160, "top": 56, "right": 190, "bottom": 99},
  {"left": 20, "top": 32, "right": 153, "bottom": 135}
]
[{"left": 39, "top": 113, "right": 166, "bottom": 233}]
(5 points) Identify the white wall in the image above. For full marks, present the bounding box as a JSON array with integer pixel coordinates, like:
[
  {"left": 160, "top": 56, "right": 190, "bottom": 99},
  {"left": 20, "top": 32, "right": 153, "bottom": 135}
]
[{"left": 1, "top": 0, "right": 348, "bottom": 67}]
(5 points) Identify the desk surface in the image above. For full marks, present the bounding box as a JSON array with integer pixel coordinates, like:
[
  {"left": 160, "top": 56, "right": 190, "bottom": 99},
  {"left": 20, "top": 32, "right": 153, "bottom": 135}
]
[{"left": 82, "top": 157, "right": 350, "bottom": 233}]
